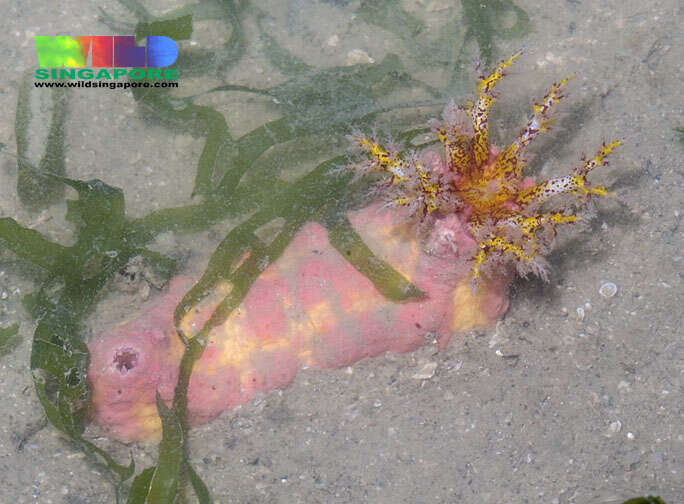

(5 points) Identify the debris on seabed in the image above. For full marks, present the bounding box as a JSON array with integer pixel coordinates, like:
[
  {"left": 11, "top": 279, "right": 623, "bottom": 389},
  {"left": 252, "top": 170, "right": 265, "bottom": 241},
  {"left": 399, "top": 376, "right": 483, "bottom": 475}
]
[
  {"left": 412, "top": 361, "right": 437, "bottom": 380},
  {"left": 345, "top": 49, "right": 375, "bottom": 65},
  {"left": 605, "top": 419, "right": 622, "bottom": 437}
]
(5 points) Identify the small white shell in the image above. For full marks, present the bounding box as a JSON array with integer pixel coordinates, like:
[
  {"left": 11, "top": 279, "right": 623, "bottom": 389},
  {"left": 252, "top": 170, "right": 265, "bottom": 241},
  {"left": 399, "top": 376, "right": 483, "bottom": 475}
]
[{"left": 599, "top": 282, "right": 618, "bottom": 298}]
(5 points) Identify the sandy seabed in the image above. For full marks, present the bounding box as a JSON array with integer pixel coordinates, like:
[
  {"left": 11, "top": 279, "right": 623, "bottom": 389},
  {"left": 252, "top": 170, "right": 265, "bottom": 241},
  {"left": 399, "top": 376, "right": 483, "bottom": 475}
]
[{"left": 0, "top": 0, "right": 682, "bottom": 502}]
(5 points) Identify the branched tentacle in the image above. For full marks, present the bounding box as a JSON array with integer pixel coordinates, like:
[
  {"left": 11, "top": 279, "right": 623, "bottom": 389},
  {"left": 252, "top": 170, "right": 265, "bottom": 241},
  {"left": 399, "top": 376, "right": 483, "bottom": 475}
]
[
  {"left": 472, "top": 235, "right": 536, "bottom": 279},
  {"left": 492, "top": 75, "right": 574, "bottom": 181},
  {"left": 470, "top": 51, "right": 522, "bottom": 168},
  {"left": 431, "top": 103, "right": 475, "bottom": 176},
  {"left": 502, "top": 213, "right": 578, "bottom": 235},
  {"left": 516, "top": 140, "right": 619, "bottom": 207},
  {"left": 352, "top": 136, "right": 410, "bottom": 184},
  {"left": 575, "top": 140, "right": 620, "bottom": 176}
]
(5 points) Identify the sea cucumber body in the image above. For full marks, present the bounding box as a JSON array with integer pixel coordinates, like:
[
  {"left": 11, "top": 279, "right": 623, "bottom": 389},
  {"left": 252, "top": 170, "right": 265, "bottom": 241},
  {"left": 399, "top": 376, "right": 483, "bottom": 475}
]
[{"left": 87, "top": 203, "right": 511, "bottom": 441}]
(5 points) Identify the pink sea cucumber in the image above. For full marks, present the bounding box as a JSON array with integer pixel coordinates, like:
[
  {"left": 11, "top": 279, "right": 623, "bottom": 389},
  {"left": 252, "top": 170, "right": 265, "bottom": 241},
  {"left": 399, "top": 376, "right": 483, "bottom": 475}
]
[
  {"left": 88, "top": 203, "right": 510, "bottom": 441},
  {"left": 87, "top": 53, "right": 618, "bottom": 442}
]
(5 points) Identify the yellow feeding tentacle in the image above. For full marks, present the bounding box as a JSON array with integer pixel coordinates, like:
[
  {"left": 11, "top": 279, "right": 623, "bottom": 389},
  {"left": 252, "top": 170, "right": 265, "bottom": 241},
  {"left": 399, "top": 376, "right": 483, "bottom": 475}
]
[
  {"left": 472, "top": 234, "right": 536, "bottom": 278},
  {"left": 393, "top": 196, "right": 416, "bottom": 206},
  {"left": 488, "top": 142, "right": 519, "bottom": 180},
  {"left": 516, "top": 140, "right": 619, "bottom": 206},
  {"left": 493, "top": 75, "right": 574, "bottom": 181},
  {"left": 470, "top": 52, "right": 522, "bottom": 168},
  {"left": 470, "top": 94, "right": 494, "bottom": 167},
  {"left": 571, "top": 176, "right": 607, "bottom": 196},
  {"left": 447, "top": 134, "right": 475, "bottom": 175},
  {"left": 355, "top": 136, "right": 409, "bottom": 184},
  {"left": 356, "top": 137, "right": 393, "bottom": 168},
  {"left": 509, "top": 213, "right": 578, "bottom": 235},
  {"left": 516, "top": 174, "right": 610, "bottom": 206},
  {"left": 515, "top": 175, "right": 575, "bottom": 204},
  {"left": 532, "top": 75, "right": 574, "bottom": 118},
  {"left": 576, "top": 140, "right": 620, "bottom": 176},
  {"left": 520, "top": 75, "right": 574, "bottom": 150},
  {"left": 415, "top": 164, "right": 440, "bottom": 213},
  {"left": 476, "top": 51, "right": 522, "bottom": 94}
]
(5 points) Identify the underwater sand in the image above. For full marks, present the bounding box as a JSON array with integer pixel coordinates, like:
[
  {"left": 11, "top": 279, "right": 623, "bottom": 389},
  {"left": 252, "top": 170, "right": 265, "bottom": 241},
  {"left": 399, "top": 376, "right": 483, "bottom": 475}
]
[{"left": 0, "top": 0, "right": 682, "bottom": 502}]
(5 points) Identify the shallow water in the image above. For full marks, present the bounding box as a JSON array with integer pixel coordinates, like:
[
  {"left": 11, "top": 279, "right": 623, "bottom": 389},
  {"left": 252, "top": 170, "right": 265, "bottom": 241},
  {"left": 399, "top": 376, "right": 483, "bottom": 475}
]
[{"left": 0, "top": 0, "right": 682, "bottom": 503}]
